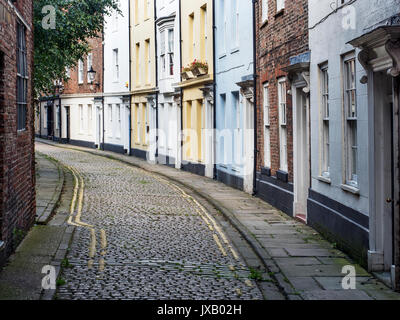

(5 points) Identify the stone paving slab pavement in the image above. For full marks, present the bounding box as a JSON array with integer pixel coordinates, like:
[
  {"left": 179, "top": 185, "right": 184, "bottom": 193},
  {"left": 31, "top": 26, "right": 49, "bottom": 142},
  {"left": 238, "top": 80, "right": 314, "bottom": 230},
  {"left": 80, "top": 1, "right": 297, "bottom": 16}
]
[
  {"left": 35, "top": 139, "right": 400, "bottom": 300},
  {"left": 0, "top": 153, "right": 75, "bottom": 300},
  {"left": 35, "top": 152, "right": 64, "bottom": 224}
]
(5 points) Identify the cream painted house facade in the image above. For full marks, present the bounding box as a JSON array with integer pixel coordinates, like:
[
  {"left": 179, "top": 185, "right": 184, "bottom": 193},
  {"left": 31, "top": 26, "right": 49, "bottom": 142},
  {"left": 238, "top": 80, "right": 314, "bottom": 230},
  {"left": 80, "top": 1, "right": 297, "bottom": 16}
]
[
  {"left": 130, "top": 0, "right": 157, "bottom": 161},
  {"left": 179, "top": 0, "right": 214, "bottom": 178}
]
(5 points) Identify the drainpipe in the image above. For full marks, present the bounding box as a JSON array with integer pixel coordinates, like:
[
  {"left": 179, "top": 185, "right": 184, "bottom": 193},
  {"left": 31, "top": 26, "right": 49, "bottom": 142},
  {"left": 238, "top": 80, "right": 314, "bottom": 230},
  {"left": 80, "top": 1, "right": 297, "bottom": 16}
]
[
  {"left": 59, "top": 94, "right": 62, "bottom": 142},
  {"left": 179, "top": 0, "right": 183, "bottom": 168},
  {"left": 154, "top": 0, "right": 159, "bottom": 162},
  {"left": 128, "top": 0, "right": 132, "bottom": 155},
  {"left": 212, "top": 0, "right": 217, "bottom": 180},
  {"left": 102, "top": 28, "right": 105, "bottom": 151},
  {"left": 252, "top": 0, "right": 258, "bottom": 196}
]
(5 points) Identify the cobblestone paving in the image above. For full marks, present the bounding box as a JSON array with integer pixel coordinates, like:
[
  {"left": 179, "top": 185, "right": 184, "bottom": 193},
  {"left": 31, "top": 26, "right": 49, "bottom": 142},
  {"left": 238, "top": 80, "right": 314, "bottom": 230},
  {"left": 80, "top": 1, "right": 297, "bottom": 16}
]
[{"left": 36, "top": 143, "right": 263, "bottom": 300}]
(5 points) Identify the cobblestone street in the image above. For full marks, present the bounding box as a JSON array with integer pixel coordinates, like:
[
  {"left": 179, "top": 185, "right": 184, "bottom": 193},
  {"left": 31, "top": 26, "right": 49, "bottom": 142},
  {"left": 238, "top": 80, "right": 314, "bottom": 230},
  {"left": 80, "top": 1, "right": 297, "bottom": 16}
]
[{"left": 35, "top": 143, "right": 264, "bottom": 300}]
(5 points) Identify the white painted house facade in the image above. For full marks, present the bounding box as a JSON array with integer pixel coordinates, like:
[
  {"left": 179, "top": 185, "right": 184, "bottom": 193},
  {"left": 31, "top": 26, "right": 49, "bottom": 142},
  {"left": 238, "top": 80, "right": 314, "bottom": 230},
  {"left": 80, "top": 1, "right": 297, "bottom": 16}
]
[
  {"left": 308, "top": 0, "right": 400, "bottom": 289},
  {"left": 103, "top": 0, "right": 131, "bottom": 154},
  {"left": 155, "top": 0, "right": 182, "bottom": 168}
]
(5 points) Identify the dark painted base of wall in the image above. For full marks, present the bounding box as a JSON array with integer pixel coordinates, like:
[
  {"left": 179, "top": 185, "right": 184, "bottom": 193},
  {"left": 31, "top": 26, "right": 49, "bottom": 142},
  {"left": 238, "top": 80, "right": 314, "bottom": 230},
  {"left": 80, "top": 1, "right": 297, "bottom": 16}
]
[
  {"left": 256, "top": 172, "right": 294, "bottom": 217},
  {"left": 307, "top": 189, "right": 369, "bottom": 267},
  {"left": 158, "top": 154, "right": 176, "bottom": 168},
  {"left": 131, "top": 148, "right": 147, "bottom": 160},
  {"left": 69, "top": 139, "right": 96, "bottom": 149},
  {"left": 181, "top": 162, "right": 205, "bottom": 176},
  {"left": 216, "top": 169, "right": 244, "bottom": 191},
  {"left": 101, "top": 143, "right": 125, "bottom": 155}
]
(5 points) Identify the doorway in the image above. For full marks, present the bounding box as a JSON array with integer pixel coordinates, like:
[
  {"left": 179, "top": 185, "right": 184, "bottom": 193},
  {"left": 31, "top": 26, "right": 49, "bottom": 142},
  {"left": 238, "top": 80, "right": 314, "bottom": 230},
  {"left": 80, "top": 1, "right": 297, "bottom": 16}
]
[
  {"left": 293, "top": 88, "right": 310, "bottom": 222},
  {"left": 373, "top": 71, "right": 394, "bottom": 272}
]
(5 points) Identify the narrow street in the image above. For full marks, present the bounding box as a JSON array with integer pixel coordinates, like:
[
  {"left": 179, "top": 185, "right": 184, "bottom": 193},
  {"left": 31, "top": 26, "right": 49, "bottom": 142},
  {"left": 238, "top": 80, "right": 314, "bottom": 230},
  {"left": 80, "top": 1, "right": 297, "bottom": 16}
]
[{"left": 35, "top": 143, "right": 264, "bottom": 300}]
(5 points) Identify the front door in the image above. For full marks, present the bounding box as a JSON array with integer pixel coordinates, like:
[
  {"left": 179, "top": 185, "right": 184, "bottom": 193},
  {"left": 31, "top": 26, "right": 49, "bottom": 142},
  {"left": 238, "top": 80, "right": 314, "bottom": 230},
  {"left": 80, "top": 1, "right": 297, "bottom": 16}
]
[
  {"left": 47, "top": 105, "right": 53, "bottom": 139},
  {"left": 294, "top": 89, "right": 310, "bottom": 222}
]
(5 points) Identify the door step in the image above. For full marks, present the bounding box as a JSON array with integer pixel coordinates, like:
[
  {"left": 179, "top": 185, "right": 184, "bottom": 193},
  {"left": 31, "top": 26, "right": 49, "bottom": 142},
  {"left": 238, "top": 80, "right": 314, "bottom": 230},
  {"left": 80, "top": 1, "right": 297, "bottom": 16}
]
[{"left": 295, "top": 214, "right": 307, "bottom": 224}]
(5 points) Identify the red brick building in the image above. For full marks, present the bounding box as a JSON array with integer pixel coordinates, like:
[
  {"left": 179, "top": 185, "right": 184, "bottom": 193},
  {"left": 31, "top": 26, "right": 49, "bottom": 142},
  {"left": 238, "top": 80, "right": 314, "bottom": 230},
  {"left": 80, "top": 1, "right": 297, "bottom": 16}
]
[
  {"left": 36, "top": 36, "right": 103, "bottom": 146},
  {"left": 255, "top": 0, "right": 309, "bottom": 218},
  {"left": 0, "top": 0, "right": 35, "bottom": 266}
]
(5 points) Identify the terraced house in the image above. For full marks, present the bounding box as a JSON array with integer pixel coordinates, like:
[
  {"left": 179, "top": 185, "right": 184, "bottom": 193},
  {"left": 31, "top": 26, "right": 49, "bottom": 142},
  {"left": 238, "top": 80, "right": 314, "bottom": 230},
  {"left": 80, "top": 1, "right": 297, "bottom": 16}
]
[
  {"left": 215, "top": 0, "right": 255, "bottom": 194},
  {"left": 155, "top": 0, "right": 181, "bottom": 168},
  {"left": 178, "top": 0, "right": 214, "bottom": 178},
  {"left": 308, "top": 0, "right": 400, "bottom": 289},
  {"left": 36, "top": 36, "right": 104, "bottom": 148},
  {"left": 103, "top": 0, "right": 131, "bottom": 154},
  {"left": 255, "top": 0, "right": 309, "bottom": 219},
  {"left": 130, "top": 0, "right": 157, "bottom": 161}
]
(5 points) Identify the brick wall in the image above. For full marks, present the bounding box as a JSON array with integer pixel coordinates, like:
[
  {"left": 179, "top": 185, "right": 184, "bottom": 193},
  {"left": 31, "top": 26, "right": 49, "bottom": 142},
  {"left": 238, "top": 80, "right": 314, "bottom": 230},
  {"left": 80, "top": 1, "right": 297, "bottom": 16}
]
[
  {"left": 0, "top": 0, "right": 35, "bottom": 266},
  {"left": 63, "top": 36, "right": 104, "bottom": 95},
  {"left": 255, "top": 0, "right": 309, "bottom": 182}
]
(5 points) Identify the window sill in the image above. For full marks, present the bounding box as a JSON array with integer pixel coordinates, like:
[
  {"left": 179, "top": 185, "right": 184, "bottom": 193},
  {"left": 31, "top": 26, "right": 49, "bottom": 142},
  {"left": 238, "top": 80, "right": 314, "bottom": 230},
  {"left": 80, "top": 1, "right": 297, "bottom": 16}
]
[
  {"left": 318, "top": 176, "right": 331, "bottom": 185},
  {"left": 275, "top": 9, "right": 285, "bottom": 18},
  {"left": 260, "top": 19, "right": 268, "bottom": 29},
  {"left": 341, "top": 184, "right": 360, "bottom": 195}
]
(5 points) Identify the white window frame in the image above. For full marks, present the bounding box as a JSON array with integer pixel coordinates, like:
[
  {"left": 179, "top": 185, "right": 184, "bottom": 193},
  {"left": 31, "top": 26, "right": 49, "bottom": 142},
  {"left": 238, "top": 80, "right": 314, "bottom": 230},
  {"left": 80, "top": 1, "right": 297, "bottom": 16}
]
[
  {"left": 262, "top": 0, "right": 269, "bottom": 23},
  {"left": 343, "top": 54, "right": 358, "bottom": 188},
  {"left": 232, "top": 0, "right": 239, "bottom": 48},
  {"left": 113, "top": 49, "right": 119, "bottom": 82},
  {"left": 87, "top": 53, "right": 93, "bottom": 83},
  {"left": 263, "top": 83, "right": 271, "bottom": 168},
  {"left": 78, "top": 59, "right": 84, "bottom": 84},
  {"left": 160, "top": 30, "right": 166, "bottom": 77},
  {"left": 278, "top": 77, "right": 288, "bottom": 172},
  {"left": 276, "top": 0, "right": 285, "bottom": 12},
  {"left": 167, "top": 29, "right": 174, "bottom": 76},
  {"left": 320, "top": 64, "right": 330, "bottom": 178}
]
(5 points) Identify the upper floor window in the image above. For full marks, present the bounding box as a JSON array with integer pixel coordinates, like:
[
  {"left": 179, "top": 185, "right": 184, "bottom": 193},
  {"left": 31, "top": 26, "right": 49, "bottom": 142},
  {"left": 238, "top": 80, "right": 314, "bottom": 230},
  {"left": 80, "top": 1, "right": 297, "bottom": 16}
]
[
  {"left": 87, "top": 53, "right": 93, "bottom": 83},
  {"left": 278, "top": 77, "right": 287, "bottom": 172},
  {"left": 232, "top": 0, "right": 239, "bottom": 48},
  {"left": 146, "top": 0, "right": 152, "bottom": 19},
  {"left": 276, "top": 0, "right": 285, "bottom": 12},
  {"left": 78, "top": 59, "right": 84, "bottom": 84},
  {"left": 262, "top": 0, "right": 269, "bottom": 22},
  {"left": 17, "top": 23, "right": 28, "bottom": 131},
  {"left": 263, "top": 83, "right": 271, "bottom": 168},
  {"left": 168, "top": 29, "right": 174, "bottom": 76},
  {"left": 160, "top": 30, "right": 166, "bottom": 76},
  {"left": 343, "top": 54, "right": 358, "bottom": 188},
  {"left": 113, "top": 49, "right": 119, "bottom": 81},
  {"left": 320, "top": 64, "right": 330, "bottom": 178}
]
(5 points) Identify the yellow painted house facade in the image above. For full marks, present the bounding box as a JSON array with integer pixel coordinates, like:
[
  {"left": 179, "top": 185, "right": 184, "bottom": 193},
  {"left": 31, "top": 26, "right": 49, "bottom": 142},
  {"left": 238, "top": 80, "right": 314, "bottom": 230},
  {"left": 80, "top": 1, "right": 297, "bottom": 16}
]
[
  {"left": 130, "top": 0, "right": 157, "bottom": 160},
  {"left": 178, "top": 0, "right": 214, "bottom": 178}
]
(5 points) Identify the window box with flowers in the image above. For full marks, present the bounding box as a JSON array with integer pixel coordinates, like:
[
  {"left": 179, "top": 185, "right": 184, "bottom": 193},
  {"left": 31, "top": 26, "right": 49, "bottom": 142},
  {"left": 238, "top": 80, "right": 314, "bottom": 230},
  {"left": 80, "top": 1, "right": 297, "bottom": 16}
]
[{"left": 181, "top": 60, "right": 209, "bottom": 80}]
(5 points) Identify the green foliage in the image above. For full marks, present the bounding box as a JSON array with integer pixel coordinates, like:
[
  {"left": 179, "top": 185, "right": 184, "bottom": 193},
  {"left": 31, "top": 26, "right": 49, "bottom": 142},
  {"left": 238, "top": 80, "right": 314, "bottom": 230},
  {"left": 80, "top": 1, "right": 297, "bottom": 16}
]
[{"left": 34, "top": 0, "right": 121, "bottom": 97}]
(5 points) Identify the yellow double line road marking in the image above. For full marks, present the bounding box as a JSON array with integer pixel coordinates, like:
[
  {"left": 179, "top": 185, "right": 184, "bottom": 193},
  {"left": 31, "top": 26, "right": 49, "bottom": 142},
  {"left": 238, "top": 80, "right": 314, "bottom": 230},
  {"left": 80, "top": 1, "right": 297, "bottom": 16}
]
[{"left": 67, "top": 165, "right": 107, "bottom": 272}]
